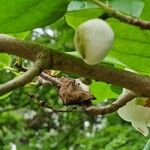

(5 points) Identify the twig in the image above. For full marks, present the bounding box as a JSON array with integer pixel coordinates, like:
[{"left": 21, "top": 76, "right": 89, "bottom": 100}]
[
  {"left": 14, "top": 62, "right": 28, "bottom": 72},
  {"left": 85, "top": 90, "right": 136, "bottom": 115},
  {"left": 38, "top": 76, "right": 53, "bottom": 86},
  {"left": 12, "top": 64, "right": 60, "bottom": 87},
  {"left": 28, "top": 93, "right": 84, "bottom": 113},
  {"left": 40, "top": 72, "right": 61, "bottom": 87},
  {"left": 90, "top": 0, "right": 150, "bottom": 29}
]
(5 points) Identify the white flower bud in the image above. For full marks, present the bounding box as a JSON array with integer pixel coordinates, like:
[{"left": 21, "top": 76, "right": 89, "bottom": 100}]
[
  {"left": 74, "top": 18, "right": 114, "bottom": 65},
  {"left": 118, "top": 89, "right": 150, "bottom": 136}
]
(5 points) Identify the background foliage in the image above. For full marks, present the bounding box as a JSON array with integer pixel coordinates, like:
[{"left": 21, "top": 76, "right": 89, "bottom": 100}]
[{"left": 0, "top": 0, "right": 150, "bottom": 149}]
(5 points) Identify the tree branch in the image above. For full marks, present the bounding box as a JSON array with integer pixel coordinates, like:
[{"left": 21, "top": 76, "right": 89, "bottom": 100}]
[
  {"left": 90, "top": 0, "right": 150, "bottom": 29},
  {"left": 0, "top": 36, "right": 150, "bottom": 96},
  {"left": 0, "top": 64, "right": 42, "bottom": 96},
  {"left": 40, "top": 72, "right": 61, "bottom": 86},
  {"left": 85, "top": 90, "right": 136, "bottom": 115},
  {"left": 28, "top": 93, "right": 84, "bottom": 113}
]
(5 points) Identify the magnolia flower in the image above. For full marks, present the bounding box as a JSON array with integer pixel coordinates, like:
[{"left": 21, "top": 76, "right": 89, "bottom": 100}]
[
  {"left": 74, "top": 19, "right": 114, "bottom": 65},
  {"left": 118, "top": 89, "right": 150, "bottom": 136}
]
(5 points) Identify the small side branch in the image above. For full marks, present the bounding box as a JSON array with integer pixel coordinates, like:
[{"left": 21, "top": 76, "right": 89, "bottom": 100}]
[
  {"left": 90, "top": 0, "right": 150, "bottom": 29},
  {"left": 40, "top": 72, "right": 61, "bottom": 87},
  {"left": 85, "top": 90, "right": 136, "bottom": 115},
  {"left": 28, "top": 93, "right": 84, "bottom": 113},
  {"left": 0, "top": 64, "right": 42, "bottom": 96}
]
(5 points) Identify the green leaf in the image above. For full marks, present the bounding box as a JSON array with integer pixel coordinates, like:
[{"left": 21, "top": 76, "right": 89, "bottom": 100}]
[
  {"left": 103, "top": 56, "right": 126, "bottom": 69},
  {"left": 90, "top": 80, "right": 119, "bottom": 102},
  {"left": 0, "top": 92, "right": 11, "bottom": 100},
  {"left": 66, "top": 8, "right": 103, "bottom": 29},
  {"left": 107, "top": 19, "right": 150, "bottom": 75},
  {"left": 141, "top": 0, "right": 150, "bottom": 20},
  {"left": 66, "top": 1, "right": 103, "bottom": 29},
  {"left": 68, "top": 0, "right": 98, "bottom": 11},
  {"left": 0, "top": 54, "right": 11, "bottom": 68},
  {"left": 143, "top": 139, "right": 150, "bottom": 150},
  {"left": 10, "top": 31, "right": 31, "bottom": 40},
  {"left": 66, "top": 0, "right": 144, "bottom": 30},
  {"left": 108, "top": 0, "right": 144, "bottom": 17},
  {"left": 0, "top": 0, "right": 70, "bottom": 33}
]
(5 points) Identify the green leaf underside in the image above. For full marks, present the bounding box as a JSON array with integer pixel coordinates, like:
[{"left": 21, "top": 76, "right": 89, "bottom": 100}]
[
  {"left": 143, "top": 139, "right": 150, "bottom": 150},
  {"left": 0, "top": 53, "right": 11, "bottom": 68},
  {"left": 141, "top": 0, "right": 150, "bottom": 20},
  {"left": 67, "top": 0, "right": 144, "bottom": 27},
  {"left": 90, "top": 80, "right": 118, "bottom": 102},
  {"left": 106, "top": 0, "right": 144, "bottom": 17},
  {"left": 66, "top": 0, "right": 150, "bottom": 75},
  {"left": 66, "top": 8, "right": 103, "bottom": 29},
  {"left": 66, "top": 1, "right": 103, "bottom": 29},
  {"left": 0, "top": 0, "right": 70, "bottom": 33},
  {"left": 67, "top": 0, "right": 99, "bottom": 11},
  {"left": 108, "top": 19, "right": 150, "bottom": 74}
]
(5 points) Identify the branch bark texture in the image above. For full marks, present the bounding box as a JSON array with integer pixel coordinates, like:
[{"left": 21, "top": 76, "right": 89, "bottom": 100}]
[
  {"left": 85, "top": 90, "right": 135, "bottom": 115},
  {"left": 0, "top": 36, "right": 150, "bottom": 96}
]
